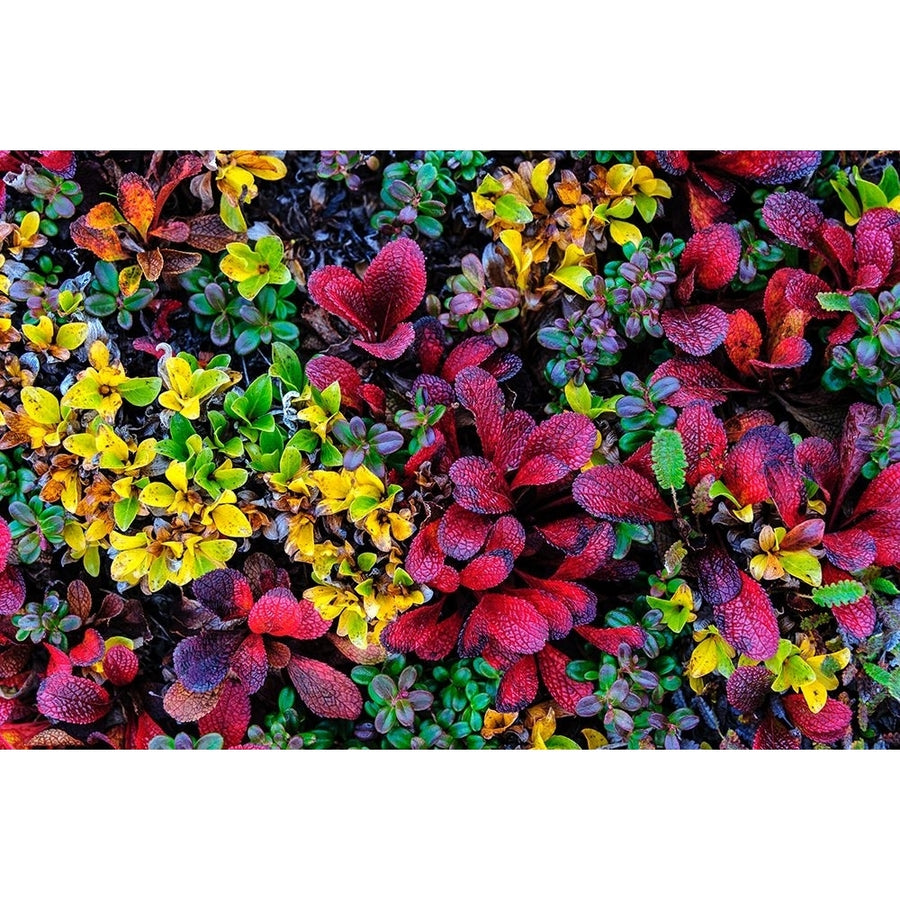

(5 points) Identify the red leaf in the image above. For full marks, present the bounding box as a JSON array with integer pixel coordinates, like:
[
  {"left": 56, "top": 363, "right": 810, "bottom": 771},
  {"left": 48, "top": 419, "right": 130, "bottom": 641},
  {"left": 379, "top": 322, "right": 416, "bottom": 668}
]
[
  {"left": 491, "top": 410, "right": 535, "bottom": 472},
  {"left": 783, "top": 694, "right": 852, "bottom": 744},
  {"left": 515, "top": 589, "right": 573, "bottom": 638},
  {"left": 103, "top": 645, "right": 139, "bottom": 686},
  {"left": 573, "top": 464, "right": 673, "bottom": 523},
  {"left": 530, "top": 578, "right": 597, "bottom": 625},
  {"left": 44, "top": 644, "right": 72, "bottom": 675},
  {"left": 520, "top": 412, "right": 596, "bottom": 470},
  {"left": 830, "top": 592, "right": 876, "bottom": 639},
  {"left": 852, "top": 461, "right": 900, "bottom": 520},
  {"left": 483, "top": 516, "right": 526, "bottom": 558},
  {"left": 721, "top": 425, "right": 796, "bottom": 506},
  {"left": 455, "top": 366, "right": 507, "bottom": 462},
  {"left": 288, "top": 655, "right": 363, "bottom": 720},
  {"left": 381, "top": 600, "right": 461, "bottom": 661},
  {"left": 127, "top": 711, "right": 165, "bottom": 749},
  {"left": 36, "top": 672, "right": 112, "bottom": 725},
  {"left": 855, "top": 509, "right": 900, "bottom": 567},
  {"left": 193, "top": 568, "right": 254, "bottom": 620},
  {"left": 832, "top": 404, "right": 880, "bottom": 515},
  {"left": 307, "top": 265, "right": 371, "bottom": 334},
  {"left": 0, "top": 518, "right": 12, "bottom": 568},
  {"left": 650, "top": 357, "right": 750, "bottom": 406},
  {"left": 449, "top": 456, "right": 513, "bottom": 514},
  {"left": 354, "top": 322, "right": 415, "bottom": 360},
  {"left": 676, "top": 401, "right": 727, "bottom": 487},
  {"left": 440, "top": 336, "right": 494, "bottom": 380},
  {"left": 69, "top": 628, "right": 106, "bottom": 667},
  {"left": 405, "top": 521, "right": 445, "bottom": 584},
  {"left": 695, "top": 545, "right": 743, "bottom": 607},
  {"left": 822, "top": 529, "right": 876, "bottom": 573},
  {"left": 496, "top": 655, "right": 539, "bottom": 712},
  {"left": 764, "top": 459, "right": 806, "bottom": 529},
  {"left": 248, "top": 587, "right": 304, "bottom": 638},
  {"left": 510, "top": 454, "right": 571, "bottom": 489},
  {"left": 707, "top": 151, "right": 821, "bottom": 184},
  {"left": 437, "top": 505, "right": 491, "bottom": 561},
  {"left": 198, "top": 678, "right": 251, "bottom": 748},
  {"left": 662, "top": 305, "right": 729, "bottom": 356},
  {"left": 0, "top": 565, "right": 25, "bottom": 616},
  {"left": 553, "top": 522, "right": 616, "bottom": 580},
  {"left": 796, "top": 437, "right": 840, "bottom": 500},
  {"left": 461, "top": 594, "right": 550, "bottom": 658},
  {"left": 726, "top": 666, "right": 774, "bottom": 713},
  {"left": 713, "top": 574, "right": 780, "bottom": 661},
  {"left": 685, "top": 178, "right": 732, "bottom": 231},
  {"left": 762, "top": 191, "right": 824, "bottom": 250},
  {"left": 575, "top": 624, "right": 646, "bottom": 654},
  {"left": 173, "top": 630, "right": 243, "bottom": 693},
  {"left": 538, "top": 645, "right": 593, "bottom": 714},
  {"left": 753, "top": 714, "right": 801, "bottom": 750},
  {"left": 361, "top": 236, "right": 426, "bottom": 335},
  {"left": 753, "top": 336, "right": 812, "bottom": 369},
  {"left": 306, "top": 355, "right": 365, "bottom": 411},
  {"left": 459, "top": 551, "right": 514, "bottom": 591},
  {"left": 678, "top": 223, "right": 741, "bottom": 293},
  {"left": 537, "top": 515, "right": 597, "bottom": 554},
  {"left": 231, "top": 632, "right": 269, "bottom": 695}
]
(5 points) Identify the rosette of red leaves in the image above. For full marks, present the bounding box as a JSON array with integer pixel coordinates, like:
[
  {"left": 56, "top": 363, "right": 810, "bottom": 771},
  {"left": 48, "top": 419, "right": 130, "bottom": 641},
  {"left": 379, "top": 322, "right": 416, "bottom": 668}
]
[
  {"left": 384, "top": 366, "right": 656, "bottom": 711},
  {"left": 307, "top": 236, "right": 427, "bottom": 359},
  {"left": 164, "top": 556, "right": 361, "bottom": 746}
]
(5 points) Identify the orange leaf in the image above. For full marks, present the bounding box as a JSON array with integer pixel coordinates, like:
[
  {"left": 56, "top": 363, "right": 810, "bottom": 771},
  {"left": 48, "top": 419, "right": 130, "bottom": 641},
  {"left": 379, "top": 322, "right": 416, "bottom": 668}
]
[
  {"left": 162, "top": 679, "right": 224, "bottom": 723},
  {"left": 137, "top": 248, "right": 164, "bottom": 281},
  {"left": 724, "top": 309, "right": 763, "bottom": 377},
  {"left": 84, "top": 202, "right": 125, "bottom": 229},
  {"left": 117, "top": 173, "right": 156, "bottom": 239},
  {"left": 71, "top": 216, "right": 128, "bottom": 261}
]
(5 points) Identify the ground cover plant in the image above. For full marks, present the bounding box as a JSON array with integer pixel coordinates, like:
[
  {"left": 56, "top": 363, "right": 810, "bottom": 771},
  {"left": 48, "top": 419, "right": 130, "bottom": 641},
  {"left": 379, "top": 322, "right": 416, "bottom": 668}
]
[{"left": 1, "top": 149, "right": 899, "bottom": 750}]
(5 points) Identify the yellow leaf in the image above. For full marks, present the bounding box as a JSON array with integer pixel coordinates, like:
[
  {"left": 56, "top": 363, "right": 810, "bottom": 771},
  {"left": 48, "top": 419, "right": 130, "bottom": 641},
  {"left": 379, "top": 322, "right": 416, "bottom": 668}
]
[
  {"left": 63, "top": 433, "right": 98, "bottom": 458},
  {"left": 210, "top": 504, "right": 253, "bottom": 538},
  {"left": 118, "top": 265, "right": 143, "bottom": 298},
  {"left": 609, "top": 219, "right": 643, "bottom": 247},
  {"left": 21, "top": 386, "right": 61, "bottom": 425},
  {"left": 57, "top": 322, "right": 89, "bottom": 351},
  {"left": 581, "top": 728, "right": 608, "bottom": 749},
  {"left": 139, "top": 482, "right": 176, "bottom": 509},
  {"left": 530, "top": 158, "right": 556, "bottom": 201},
  {"left": 606, "top": 164, "right": 635, "bottom": 195},
  {"left": 62, "top": 379, "right": 103, "bottom": 411}
]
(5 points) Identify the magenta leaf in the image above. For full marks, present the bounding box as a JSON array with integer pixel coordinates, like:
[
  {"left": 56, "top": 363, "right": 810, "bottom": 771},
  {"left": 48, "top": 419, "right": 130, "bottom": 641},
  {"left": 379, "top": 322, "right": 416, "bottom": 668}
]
[
  {"left": 288, "top": 655, "right": 363, "bottom": 720},
  {"left": 662, "top": 305, "right": 729, "bottom": 356},
  {"left": 573, "top": 464, "right": 673, "bottom": 523},
  {"left": 36, "top": 672, "right": 112, "bottom": 725}
]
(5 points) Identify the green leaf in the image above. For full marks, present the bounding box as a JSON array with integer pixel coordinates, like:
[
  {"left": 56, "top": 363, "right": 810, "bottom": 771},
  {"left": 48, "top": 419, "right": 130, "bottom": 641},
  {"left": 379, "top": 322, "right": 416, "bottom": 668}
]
[
  {"left": 878, "top": 164, "right": 900, "bottom": 201},
  {"left": 494, "top": 194, "right": 534, "bottom": 225},
  {"left": 271, "top": 342, "right": 306, "bottom": 393},
  {"left": 854, "top": 168, "right": 888, "bottom": 210},
  {"left": 633, "top": 191, "right": 657, "bottom": 224},
  {"left": 564, "top": 380, "right": 592, "bottom": 416},
  {"left": 830, "top": 178, "right": 860, "bottom": 219},
  {"left": 651, "top": 429, "right": 687, "bottom": 491},
  {"left": 816, "top": 291, "right": 851, "bottom": 312},
  {"left": 119, "top": 376, "right": 162, "bottom": 406},
  {"left": 862, "top": 662, "right": 892, "bottom": 688},
  {"left": 811, "top": 579, "right": 866, "bottom": 608},
  {"left": 544, "top": 735, "right": 580, "bottom": 749},
  {"left": 113, "top": 496, "right": 140, "bottom": 531}
]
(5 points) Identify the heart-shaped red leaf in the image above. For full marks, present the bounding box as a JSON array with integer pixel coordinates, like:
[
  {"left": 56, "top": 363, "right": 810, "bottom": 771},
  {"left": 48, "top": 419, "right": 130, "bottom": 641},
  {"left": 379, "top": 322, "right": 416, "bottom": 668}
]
[
  {"left": 438, "top": 504, "right": 491, "bottom": 560},
  {"left": 459, "top": 551, "right": 514, "bottom": 591},
  {"left": 103, "top": 645, "right": 139, "bottom": 686}
]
